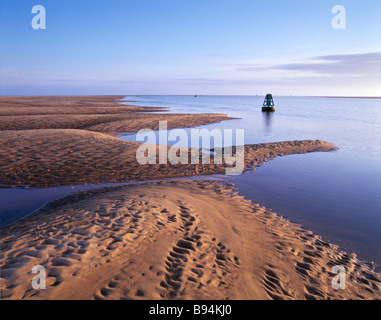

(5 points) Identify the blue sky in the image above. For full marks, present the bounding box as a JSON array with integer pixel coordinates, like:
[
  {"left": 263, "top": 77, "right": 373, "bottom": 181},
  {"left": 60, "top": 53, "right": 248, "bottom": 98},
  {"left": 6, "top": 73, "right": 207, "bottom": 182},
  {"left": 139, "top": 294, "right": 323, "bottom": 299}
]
[{"left": 1, "top": 0, "right": 380, "bottom": 96}]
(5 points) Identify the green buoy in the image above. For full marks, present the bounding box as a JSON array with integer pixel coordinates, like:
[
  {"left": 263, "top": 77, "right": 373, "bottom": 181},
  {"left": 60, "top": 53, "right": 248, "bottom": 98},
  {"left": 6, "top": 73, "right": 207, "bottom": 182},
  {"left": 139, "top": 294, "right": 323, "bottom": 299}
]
[{"left": 262, "top": 93, "right": 275, "bottom": 112}]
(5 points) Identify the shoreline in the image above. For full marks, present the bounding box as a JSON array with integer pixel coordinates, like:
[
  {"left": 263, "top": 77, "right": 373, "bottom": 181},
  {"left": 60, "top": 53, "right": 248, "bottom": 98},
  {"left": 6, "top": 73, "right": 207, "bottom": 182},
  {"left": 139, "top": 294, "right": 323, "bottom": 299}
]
[{"left": 0, "top": 96, "right": 380, "bottom": 300}]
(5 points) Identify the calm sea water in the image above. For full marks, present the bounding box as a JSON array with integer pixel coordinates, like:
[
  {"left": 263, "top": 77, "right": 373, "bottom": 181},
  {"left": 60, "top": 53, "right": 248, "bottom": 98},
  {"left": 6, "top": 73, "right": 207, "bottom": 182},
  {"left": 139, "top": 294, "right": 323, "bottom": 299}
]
[{"left": 122, "top": 96, "right": 381, "bottom": 265}]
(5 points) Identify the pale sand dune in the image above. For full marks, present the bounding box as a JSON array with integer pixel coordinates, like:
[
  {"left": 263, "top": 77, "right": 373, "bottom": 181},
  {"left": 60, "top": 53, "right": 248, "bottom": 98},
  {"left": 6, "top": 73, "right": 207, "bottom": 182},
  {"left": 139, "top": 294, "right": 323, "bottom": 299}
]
[
  {"left": 1, "top": 180, "right": 380, "bottom": 300},
  {"left": 0, "top": 129, "right": 335, "bottom": 188}
]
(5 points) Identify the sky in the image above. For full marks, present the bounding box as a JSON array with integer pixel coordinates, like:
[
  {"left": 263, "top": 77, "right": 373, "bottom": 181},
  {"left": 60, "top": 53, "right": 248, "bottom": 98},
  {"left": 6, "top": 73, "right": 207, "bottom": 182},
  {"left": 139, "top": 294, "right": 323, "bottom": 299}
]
[{"left": 0, "top": 0, "right": 380, "bottom": 96}]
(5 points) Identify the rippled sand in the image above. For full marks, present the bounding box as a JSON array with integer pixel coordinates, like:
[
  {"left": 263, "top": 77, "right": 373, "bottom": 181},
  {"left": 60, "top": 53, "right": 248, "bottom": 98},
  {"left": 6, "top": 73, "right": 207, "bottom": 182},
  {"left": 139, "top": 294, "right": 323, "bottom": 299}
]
[{"left": 1, "top": 180, "right": 380, "bottom": 300}]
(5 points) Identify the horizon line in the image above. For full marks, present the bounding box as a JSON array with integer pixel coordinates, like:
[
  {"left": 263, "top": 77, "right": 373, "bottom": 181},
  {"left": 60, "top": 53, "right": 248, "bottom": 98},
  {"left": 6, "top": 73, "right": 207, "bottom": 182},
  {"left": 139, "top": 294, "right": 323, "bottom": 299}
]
[{"left": 1, "top": 94, "right": 380, "bottom": 99}]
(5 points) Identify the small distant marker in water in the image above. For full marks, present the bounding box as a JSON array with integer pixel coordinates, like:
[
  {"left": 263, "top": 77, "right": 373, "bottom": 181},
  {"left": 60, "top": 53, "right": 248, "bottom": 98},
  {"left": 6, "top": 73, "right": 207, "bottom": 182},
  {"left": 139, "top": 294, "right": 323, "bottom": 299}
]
[{"left": 262, "top": 93, "right": 275, "bottom": 112}]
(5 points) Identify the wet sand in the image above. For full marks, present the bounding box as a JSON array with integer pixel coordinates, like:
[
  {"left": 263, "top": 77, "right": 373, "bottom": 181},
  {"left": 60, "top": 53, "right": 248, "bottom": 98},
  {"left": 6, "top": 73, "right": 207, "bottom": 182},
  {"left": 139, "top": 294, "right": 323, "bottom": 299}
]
[{"left": 0, "top": 96, "right": 380, "bottom": 300}]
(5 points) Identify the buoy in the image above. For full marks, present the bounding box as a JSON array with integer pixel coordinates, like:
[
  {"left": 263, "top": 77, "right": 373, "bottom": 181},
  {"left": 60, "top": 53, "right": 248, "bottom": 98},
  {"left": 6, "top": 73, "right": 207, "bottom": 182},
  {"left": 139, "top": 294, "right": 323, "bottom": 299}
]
[{"left": 262, "top": 93, "right": 275, "bottom": 112}]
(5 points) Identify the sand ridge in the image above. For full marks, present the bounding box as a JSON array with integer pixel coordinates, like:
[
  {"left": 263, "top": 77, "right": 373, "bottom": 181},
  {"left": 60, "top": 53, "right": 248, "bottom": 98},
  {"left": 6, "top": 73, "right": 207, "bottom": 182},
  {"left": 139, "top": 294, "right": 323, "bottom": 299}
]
[
  {"left": 1, "top": 180, "right": 380, "bottom": 300},
  {"left": 0, "top": 95, "right": 234, "bottom": 132},
  {"left": 0, "top": 129, "right": 336, "bottom": 188},
  {"left": 0, "top": 95, "right": 163, "bottom": 116}
]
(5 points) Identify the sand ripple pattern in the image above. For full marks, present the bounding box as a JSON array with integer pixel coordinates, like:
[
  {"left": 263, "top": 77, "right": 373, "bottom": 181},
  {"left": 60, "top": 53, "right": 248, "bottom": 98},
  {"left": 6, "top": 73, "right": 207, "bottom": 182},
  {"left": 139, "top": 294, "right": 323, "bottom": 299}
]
[
  {"left": 1, "top": 181, "right": 380, "bottom": 300},
  {"left": 255, "top": 209, "right": 381, "bottom": 300}
]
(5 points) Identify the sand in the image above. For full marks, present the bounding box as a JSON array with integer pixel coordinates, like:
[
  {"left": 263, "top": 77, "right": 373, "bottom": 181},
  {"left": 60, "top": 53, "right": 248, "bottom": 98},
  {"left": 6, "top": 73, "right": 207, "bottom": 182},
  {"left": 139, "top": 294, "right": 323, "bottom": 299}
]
[
  {"left": 0, "top": 129, "right": 335, "bottom": 188},
  {"left": 0, "top": 95, "right": 162, "bottom": 116},
  {"left": 0, "top": 96, "right": 380, "bottom": 300},
  {"left": 1, "top": 180, "right": 380, "bottom": 300},
  {"left": 0, "top": 96, "right": 234, "bottom": 133}
]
